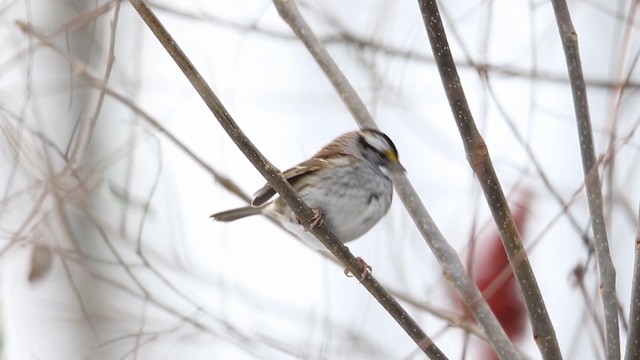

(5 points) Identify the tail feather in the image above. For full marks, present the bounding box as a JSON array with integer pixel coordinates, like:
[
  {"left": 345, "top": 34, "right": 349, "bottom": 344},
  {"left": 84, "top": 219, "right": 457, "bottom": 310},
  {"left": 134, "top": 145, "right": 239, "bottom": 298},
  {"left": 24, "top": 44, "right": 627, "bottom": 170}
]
[{"left": 210, "top": 206, "right": 262, "bottom": 222}]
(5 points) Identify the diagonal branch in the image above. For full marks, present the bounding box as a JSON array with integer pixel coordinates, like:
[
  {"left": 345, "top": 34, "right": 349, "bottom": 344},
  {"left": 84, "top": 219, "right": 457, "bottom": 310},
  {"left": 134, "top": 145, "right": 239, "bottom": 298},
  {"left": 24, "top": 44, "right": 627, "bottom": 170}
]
[
  {"left": 127, "top": 0, "right": 446, "bottom": 358},
  {"left": 416, "top": 0, "right": 562, "bottom": 358},
  {"left": 549, "top": 1, "right": 619, "bottom": 358},
  {"left": 271, "top": 0, "right": 521, "bottom": 358},
  {"left": 270, "top": 0, "right": 377, "bottom": 129}
]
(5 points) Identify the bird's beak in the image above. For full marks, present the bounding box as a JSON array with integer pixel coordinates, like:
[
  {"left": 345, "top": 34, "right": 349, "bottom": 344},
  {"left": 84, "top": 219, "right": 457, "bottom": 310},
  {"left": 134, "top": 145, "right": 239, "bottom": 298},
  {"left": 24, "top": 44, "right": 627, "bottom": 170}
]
[{"left": 385, "top": 151, "right": 406, "bottom": 173}]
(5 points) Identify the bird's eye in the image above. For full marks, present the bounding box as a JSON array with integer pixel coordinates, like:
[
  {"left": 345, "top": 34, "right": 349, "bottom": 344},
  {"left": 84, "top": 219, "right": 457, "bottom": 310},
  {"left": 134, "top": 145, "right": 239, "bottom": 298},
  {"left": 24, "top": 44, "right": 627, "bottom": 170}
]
[
  {"left": 358, "top": 131, "right": 399, "bottom": 165},
  {"left": 359, "top": 138, "right": 387, "bottom": 166}
]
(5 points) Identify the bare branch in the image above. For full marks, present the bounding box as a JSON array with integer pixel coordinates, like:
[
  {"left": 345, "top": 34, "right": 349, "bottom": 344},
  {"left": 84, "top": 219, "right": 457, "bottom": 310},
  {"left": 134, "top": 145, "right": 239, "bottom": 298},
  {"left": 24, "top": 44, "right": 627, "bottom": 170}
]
[
  {"left": 271, "top": 0, "right": 377, "bottom": 129},
  {"left": 625, "top": 203, "right": 640, "bottom": 360},
  {"left": 15, "top": 19, "right": 250, "bottom": 204},
  {"left": 416, "top": 0, "right": 562, "bottom": 358},
  {"left": 550, "top": 0, "right": 619, "bottom": 358},
  {"left": 150, "top": 2, "right": 640, "bottom": 91}
]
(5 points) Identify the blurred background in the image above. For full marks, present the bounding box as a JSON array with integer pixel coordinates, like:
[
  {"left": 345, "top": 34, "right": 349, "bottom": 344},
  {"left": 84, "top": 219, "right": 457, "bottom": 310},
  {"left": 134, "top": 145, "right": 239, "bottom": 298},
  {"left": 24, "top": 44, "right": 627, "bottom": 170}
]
[{"left": 0, "top": 0, "right": 638, "bottom": 358}]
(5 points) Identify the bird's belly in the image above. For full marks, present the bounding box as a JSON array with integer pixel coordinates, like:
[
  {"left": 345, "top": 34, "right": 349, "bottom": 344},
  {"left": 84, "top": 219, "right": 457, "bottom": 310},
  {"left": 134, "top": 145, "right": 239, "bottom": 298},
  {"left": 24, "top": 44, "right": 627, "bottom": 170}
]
[
  {"left": 270, "top": 165, "right": 393, "bottom": 249},
  {"left": 305, "top": 182, "right": 392, "bottom": 243}
]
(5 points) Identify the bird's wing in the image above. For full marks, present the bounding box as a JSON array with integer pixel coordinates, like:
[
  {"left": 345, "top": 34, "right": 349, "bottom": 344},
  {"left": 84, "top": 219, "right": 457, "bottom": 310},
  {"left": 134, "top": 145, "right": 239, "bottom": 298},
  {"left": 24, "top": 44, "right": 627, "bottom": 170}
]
[{"left": 250, "top": 158, "right": 326, "bottom": 207}]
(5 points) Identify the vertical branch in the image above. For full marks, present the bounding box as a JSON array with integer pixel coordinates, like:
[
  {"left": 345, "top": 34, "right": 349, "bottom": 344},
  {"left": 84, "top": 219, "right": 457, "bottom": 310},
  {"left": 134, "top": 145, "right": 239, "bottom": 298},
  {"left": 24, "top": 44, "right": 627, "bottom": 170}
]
[
  {"left": 271, "top": 0, "right": 521, "bottom": 358},
  {"left": 127, "top": 1, "right": 446, "bottom": 358},
  {"left": 416, "top": 0, "right": 563, "bottom": 358},
  {"left": 625, "top": 204, "right": 640, "bottom": 359},
  {"left": 549, "top": 1, "right": 620, "bottom": 358}
]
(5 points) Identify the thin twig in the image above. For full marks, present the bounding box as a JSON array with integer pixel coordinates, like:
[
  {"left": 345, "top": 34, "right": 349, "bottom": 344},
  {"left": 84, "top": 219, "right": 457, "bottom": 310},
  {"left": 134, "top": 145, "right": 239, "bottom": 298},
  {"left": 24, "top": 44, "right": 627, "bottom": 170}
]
[
  {"left": 483, "top": 77, "right": 591, "bottom": 248},
  {"left": 126, "top": 0, "right": 446, "bottom": 358},
  {"left": 625, "top": 203, "right": 640, "bottom": 359},
  {"left": 148, "top": 2, "right": 640, "bottom": 91},
  {"left": 416, "top": 0, "right": 563, "bottom": 358},
  {"left": 572, "top": 265, "right": 606, "bottom": 353},
  {"left": 271, "top": 0, "right": 521, "bottom": 358},
  {"left": 549, "top": 0, "right": 620, "bottom": 358},
  {"left": 16, "top": 19, "right": 250, "bottom": 204},
  {"left": 66, "top": 0, "right": 121, "bottom": 170}
]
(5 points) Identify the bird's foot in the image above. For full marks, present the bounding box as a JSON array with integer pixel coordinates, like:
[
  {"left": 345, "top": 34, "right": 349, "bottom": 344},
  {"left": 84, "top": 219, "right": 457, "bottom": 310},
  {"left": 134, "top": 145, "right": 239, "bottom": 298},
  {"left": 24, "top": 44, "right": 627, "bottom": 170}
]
[
  {"left": 344, "top": 257, "right": 372, "bottom": 280},
  {"left": 299, "top": 208, "right": 324, "bottom": 231}
]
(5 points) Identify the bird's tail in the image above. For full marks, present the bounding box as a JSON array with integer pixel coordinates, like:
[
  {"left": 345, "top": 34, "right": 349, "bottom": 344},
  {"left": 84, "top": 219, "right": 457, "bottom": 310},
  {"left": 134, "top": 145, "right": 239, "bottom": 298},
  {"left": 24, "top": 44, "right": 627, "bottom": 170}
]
[{"left": 210, "top": 206, "right": 262, "bottom": 222}]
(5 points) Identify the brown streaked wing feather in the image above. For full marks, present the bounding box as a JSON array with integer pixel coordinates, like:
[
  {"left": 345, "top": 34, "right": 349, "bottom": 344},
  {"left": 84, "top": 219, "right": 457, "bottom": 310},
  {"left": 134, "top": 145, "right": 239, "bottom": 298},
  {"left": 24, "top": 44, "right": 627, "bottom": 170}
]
[{"left": 250, "top": 159, "right": 327, "bottom": 207}]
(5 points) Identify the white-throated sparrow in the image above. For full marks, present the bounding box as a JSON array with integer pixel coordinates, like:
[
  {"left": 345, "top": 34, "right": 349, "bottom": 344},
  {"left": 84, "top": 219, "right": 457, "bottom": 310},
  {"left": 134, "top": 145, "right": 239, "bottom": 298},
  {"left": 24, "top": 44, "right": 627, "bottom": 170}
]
[{"left": 210, "top": 129, "right": 405, "bottom": 252}]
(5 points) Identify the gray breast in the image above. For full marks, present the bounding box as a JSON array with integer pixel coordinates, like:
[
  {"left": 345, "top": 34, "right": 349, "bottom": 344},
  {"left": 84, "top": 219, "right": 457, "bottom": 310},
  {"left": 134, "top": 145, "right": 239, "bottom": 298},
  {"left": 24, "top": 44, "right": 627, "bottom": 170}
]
[{"left": 301, "top": 163, "right": 393, "bottom": 242}]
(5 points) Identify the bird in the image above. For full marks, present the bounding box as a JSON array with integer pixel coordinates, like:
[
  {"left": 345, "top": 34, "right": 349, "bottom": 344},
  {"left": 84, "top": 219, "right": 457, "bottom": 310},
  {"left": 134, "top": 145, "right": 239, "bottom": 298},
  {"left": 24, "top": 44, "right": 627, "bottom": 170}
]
[{"left": 210, "top": 129, "right": 405, "bottom": 276}]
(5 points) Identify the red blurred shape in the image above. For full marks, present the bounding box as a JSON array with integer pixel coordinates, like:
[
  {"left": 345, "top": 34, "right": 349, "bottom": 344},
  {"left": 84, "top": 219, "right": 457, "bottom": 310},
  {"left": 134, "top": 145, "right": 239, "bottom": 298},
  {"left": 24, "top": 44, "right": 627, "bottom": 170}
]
[{"left": 458, "top": 192, "right": 531, "bottom": 359}]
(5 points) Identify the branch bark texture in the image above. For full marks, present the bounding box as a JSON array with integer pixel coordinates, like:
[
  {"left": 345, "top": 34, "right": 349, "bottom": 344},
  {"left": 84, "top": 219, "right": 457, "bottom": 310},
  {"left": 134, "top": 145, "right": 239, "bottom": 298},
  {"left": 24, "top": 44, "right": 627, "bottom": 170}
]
[
  {"left": 625, "top": 204, "right": 640, "bottom": 360},
  {"left": 549, "top": 1, "right": 619, "bottom": 358},
  {"left": 417, "top": 0, "right": 563, "bottom": 358}
]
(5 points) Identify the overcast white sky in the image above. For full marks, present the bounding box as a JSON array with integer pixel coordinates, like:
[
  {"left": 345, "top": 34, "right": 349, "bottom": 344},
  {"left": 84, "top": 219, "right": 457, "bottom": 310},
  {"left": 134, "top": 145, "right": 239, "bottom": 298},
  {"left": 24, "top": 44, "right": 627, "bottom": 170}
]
[{"left": 1, "top": 0, "right": 639, "bottom": 359}]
